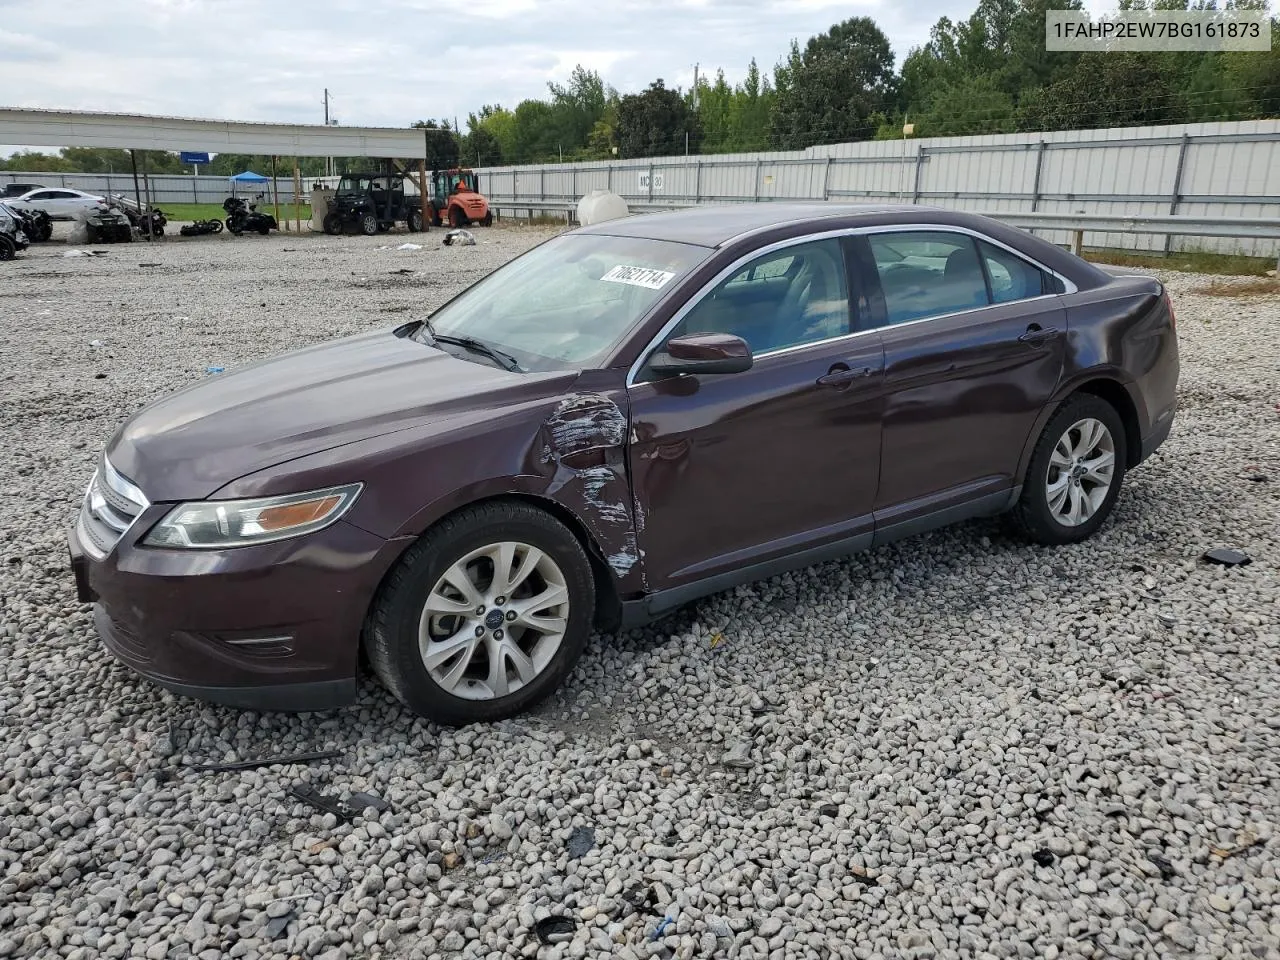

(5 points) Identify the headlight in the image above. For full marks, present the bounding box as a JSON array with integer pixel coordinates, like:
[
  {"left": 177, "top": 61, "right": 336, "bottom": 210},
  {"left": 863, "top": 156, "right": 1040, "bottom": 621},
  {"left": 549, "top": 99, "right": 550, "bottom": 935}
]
[{"left": 142, "top": 484, "right": 362, "bottom": 548}]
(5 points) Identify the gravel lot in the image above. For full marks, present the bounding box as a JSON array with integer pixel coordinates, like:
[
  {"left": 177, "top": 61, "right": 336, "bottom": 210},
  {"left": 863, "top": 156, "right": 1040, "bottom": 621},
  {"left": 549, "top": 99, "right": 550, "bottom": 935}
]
[{"left": 1, "top": 224, "right": 1278, "bottom": 960}]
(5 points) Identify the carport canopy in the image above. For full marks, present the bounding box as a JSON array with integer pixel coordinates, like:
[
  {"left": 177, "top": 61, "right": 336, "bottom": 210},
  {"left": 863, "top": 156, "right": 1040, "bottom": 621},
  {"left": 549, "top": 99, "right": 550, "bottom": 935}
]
[{"left": 0, "top": 107, "right": 427, "bottom": 159}]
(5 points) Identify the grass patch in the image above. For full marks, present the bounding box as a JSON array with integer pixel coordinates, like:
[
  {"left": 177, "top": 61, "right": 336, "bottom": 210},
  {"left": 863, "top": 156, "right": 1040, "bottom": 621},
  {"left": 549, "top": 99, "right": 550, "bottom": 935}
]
[
  {"left": 157, "top": 202, "right": 312, "bottom": 223},
  {"left": 1082, "top": 247, "right": 1278, "bottom": 277},
  {"left": 1189, "top": 277, "right": 1280, "bottom": 298}
]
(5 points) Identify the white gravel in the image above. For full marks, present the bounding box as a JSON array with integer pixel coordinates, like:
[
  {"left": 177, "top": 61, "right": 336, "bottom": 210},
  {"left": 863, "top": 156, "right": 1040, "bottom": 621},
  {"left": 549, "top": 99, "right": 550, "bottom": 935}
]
[{"left": 1, "top": 227, "right": 1279, "bottom": 960}]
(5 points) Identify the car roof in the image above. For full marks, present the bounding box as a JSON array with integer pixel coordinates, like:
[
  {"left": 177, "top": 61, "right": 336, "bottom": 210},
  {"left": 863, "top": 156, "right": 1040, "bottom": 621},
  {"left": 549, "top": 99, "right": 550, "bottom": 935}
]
[{"left": 572, "top": 202, "right": 953, "bottom": 248}]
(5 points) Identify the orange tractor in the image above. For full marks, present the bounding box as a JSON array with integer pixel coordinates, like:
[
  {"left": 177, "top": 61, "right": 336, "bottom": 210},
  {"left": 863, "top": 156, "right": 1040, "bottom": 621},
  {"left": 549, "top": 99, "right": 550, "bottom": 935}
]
[{"left": 430, "top": 168, "right": 493, "bottom": 228}]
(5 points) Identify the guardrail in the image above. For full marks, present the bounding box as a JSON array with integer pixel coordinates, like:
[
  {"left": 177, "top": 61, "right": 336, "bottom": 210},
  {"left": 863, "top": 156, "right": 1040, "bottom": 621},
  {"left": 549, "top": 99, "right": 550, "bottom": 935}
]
[{"left": 489, "top": 199, "right": 1280, "bottom": 269}]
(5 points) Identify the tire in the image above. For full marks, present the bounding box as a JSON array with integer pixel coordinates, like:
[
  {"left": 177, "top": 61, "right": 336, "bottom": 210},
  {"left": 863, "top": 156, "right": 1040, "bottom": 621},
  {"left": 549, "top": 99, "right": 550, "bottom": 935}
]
[
  {"left": 448, "top": 206, "right": 466, "bottom": 228},
  {"left": 481, "top": 211, "right": 493, "bottom": 227},
  {"left": 211, "top": 219, "right": 224, "bottom": 233},
  {"left": 322, "top": 213, "right": 340, "bottom": 235},
  {"left": 1008, "top": 394, "right": 1127, "bottom": 546},
  {"left": 0, "top": 237, "right": 14, "bottom": 261},
  {"left": 407, "top": 209, "right": 423, "bottom": 232},
  {"left": 364, "top": 501, "right": 596, "bottom": 725},
  {"left": 360, "top": 213, "right": 378, "bottom": 236}
]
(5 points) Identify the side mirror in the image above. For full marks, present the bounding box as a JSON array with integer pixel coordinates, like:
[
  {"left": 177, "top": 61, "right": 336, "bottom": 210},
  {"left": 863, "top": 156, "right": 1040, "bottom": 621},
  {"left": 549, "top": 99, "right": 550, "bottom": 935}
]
[{"left": 649, "top": 333, "right": 753, "bottom": 376}]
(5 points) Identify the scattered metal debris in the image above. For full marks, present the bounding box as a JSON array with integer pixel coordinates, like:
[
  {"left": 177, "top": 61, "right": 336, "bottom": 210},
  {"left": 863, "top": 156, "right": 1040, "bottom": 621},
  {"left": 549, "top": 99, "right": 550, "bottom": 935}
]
[
  {"left": 138, "top": 262, "right": 161, "bottom": 268},
  {"left": 308, "top": 838, "right": 339, "bottom": 854},
  {"left": 1202, "top": 548, "right": 1251, "bottom": 567},
  {"left": 390, "top": 268, "right": 414, "bottom": 274},
  {"left": 566, "top": 826, "right": 596, "bottom": 860},
  {"left": 263, "top": 910, "right": 295, "bottom": 940},
  {"left": 396, "top": 242, "right": 422, "bottom": 251},
  {"left": 286, "top": 785, "right": 354, "bottom": 822},
  {"left": 190, "top": 749, "right": 342, "bottom": 773},
  {"left": 534, "top": 916, "right": 576, "bottom": 945},
  {"left": 345, "top": 791, "right": 391, "bottom": 814},
  {"left": 1031, "top": 849, "right": 1056, "bottom": 867},
  {"left": 817, "top": 803, "right": 840, "bottom": 818}
]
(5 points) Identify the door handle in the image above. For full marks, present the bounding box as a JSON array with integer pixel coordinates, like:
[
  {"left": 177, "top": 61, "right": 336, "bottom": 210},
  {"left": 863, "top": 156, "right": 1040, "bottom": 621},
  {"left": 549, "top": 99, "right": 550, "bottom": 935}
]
[
  {"left": 817, "top": 365, "right": 873, "bottom": 387},
  {"left": 1019, "top": 323, "right": 1061, "bottom": 345}
]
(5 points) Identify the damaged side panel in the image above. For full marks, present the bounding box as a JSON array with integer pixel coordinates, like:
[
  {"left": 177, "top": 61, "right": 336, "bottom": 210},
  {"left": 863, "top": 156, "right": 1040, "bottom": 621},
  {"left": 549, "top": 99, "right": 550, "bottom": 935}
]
[{"left": 534, "top": 390, "right": 645, "bottom": 592}]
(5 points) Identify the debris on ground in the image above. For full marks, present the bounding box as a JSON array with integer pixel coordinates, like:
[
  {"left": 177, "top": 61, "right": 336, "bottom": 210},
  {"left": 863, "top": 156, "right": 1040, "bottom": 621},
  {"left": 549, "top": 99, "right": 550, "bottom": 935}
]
[
  {"left": 205, "top": 366, "right": 225, "bottom": 375},
  {"left": 1202, "top": 548, "right": 1252, "bottom": 567},
  {"left": 442, "top": 852, "right": 463, "bottom": 870},
  {"left": 396, "top": 242, "right": 422, "bottom": 251},
  {"left": 308, "top": 838, "right": 339, "bottom": 854},
  {"left": 263, "top": 909, "right": 295, "bottom": 939},
  {"left": 63, "top": 249, "right": 108, "bottom": 258},
  {"left": 139, "top": 262, "right": 161, "bottom": 268},
  {"left": 534, "top": 916, "right": 576, "bottom": 945},
  {"left": 286, "top": 785, "right": 354, "bottom": 822},
  {"left": 721, "top": 741, "right": 753, "bottom": 768},
  {"left": 1032, "top": 849, "right": 1056, "bottom": 867},
  {"left": 345, "top": 791, "right": 391, "bottom": 814},
  {"left": 1149, "top": 853, "right": 1177, "bottom": 879},
  {"left": 566, "top": 826, "right": 596, "bottom": 859},
  {"left": 190, "top": 749, "right": 342, "bottom": 773},
  {"left": 818, "top": 803, "right": 840, "bottom": 818},
  {"left": 390, "top": 268, "right": 414, "bottom": 274},
  {"left": 1210, "top": 832, "right": 1264, "bottom": 859},
  {"left": 443, "top": 229, "right": 476, "bottom": 247}
]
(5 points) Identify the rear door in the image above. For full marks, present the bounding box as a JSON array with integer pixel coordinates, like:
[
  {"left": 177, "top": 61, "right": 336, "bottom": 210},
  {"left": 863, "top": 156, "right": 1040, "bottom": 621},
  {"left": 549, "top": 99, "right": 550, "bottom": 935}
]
[{"left": 853, "top": 229, "right": 1067, "bottom": 532}]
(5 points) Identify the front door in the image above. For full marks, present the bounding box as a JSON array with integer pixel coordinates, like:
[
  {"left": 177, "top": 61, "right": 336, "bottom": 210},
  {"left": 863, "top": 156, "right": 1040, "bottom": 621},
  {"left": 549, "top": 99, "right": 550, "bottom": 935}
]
[
  {"left": 628, "top": 236, "right": 885, "bottom": 593},
  {"left": 854, "top": 229, "right": 1067, "bottom": 530}
]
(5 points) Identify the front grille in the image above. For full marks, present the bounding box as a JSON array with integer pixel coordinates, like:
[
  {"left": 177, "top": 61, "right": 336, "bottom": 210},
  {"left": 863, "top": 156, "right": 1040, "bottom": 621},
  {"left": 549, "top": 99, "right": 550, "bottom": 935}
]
[{"left": 79, "top": 457, "right": 149, "bottom": 559}]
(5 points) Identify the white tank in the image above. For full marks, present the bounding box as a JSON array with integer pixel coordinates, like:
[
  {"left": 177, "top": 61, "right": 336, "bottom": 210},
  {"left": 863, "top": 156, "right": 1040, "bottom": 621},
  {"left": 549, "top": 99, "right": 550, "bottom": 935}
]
[{"left": 576, "top": 190, "right": 629, "bottom": 226}]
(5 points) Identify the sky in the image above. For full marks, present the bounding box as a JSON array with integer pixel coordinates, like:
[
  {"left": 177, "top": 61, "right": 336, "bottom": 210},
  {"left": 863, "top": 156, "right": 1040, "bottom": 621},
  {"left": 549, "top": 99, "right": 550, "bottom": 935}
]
[{"left": 0, "top": 0, "right": 1114, "bottom": 152}]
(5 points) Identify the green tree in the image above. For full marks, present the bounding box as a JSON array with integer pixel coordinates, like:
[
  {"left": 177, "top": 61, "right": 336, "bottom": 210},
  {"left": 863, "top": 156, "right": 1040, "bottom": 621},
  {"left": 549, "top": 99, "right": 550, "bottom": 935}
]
[
  {"left": 615, "top": 80, "right": 701, "bottom": 158},
  {"left": 770, "top": 17, "right": 897, "bottom": 149},
  {"left": 413, "top": 120, "right": 461, "bottom": 171},
  {"left": 546, "top": 66, "right": 612, "bottom": 158},
  {"left": 1017, "top": 52, "right": 1189, "bottom": 130},
  {"left": 461, "top": 124, "right": 503, "bottom": 166}
]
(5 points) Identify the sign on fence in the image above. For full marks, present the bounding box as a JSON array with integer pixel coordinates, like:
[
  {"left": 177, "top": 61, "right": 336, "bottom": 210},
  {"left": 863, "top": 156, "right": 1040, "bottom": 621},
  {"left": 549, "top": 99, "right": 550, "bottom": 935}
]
[{"left": 639, "top": 172, "right": 664, "bottom": 192}]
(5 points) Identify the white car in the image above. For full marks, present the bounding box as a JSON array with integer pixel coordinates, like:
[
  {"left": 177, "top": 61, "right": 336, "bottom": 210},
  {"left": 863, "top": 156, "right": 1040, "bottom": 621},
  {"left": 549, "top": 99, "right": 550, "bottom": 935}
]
[{"left": 9, "top": 187, "right": 106, "bottom": 220}]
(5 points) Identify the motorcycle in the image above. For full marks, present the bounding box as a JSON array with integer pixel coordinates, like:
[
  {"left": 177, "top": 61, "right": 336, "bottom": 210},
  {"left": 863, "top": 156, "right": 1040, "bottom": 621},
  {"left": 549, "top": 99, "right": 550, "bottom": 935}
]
[
  {"left": 6, "top": 205, "right": 52, "bottom": 242},
  {"left": 221, "top": 196, "right": 277, "bottom": 236},
  {"left": 179, "top": 218, "right": 224, "bottom": 237},
  {"left": 111, "top": 194, "right": 167, "bottom": 237}
]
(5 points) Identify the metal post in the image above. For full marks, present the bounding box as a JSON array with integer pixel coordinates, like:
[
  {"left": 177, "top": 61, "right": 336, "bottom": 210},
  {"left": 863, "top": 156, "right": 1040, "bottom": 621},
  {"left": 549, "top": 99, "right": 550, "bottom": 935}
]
[
  {"left": 540, "top": 168, "right": 545, "bottom": 203},
  {"left": 140, "top": 152, "right": 154, "bottom": 241},
  {"left": 130, "top": 150, "right": 143, "bottom": 218},
  {"left": 821, "top": 156, "right": 831, "bottom": 201},
  {"left": 572, "top": 166, "right": 577, "bottom": 201},
  {"left": 293, "top": 158, "right": 302, "bottom": 234},
  {"left": 271, "top": 156, "right": 281, "bottom": 229},
  {"left": 419, "top": 159, "right": 429, "bottom": 232},
  {"left": 648, "top": 163, "right": 654, "bottom": 203},
  {"left": 607, "top": 164, "right": 613, "bottom": 193},
  {"left": 1165, "top": 134, "right": 1190, "bottom": 254},
  {"left": 192, "top": 166, "right": 199, "bottom": 204},
  {"left": 1030, "top": 141, "right": 1046, "bottom": 213},
  {"left": 911, "top": 148, "right": 924, "bottom": 205},
  {"left": 695, "top": 160, "right": 702, "bottom": 204},
  {"left": 754, "top": 159, "right": 761, "bottom": 201}
]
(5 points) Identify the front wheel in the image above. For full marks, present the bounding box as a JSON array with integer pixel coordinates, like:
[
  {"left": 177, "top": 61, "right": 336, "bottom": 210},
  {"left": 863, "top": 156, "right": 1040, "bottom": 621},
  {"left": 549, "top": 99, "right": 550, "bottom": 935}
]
[
  {"left": 1008, "top": 394, "right": 1127, "bottom": 545},
  {"left": 360, "top": 213, "right": 378, "bottom": 236},
  {"left": 322, "top": 213, "right": 340, "bottom": 235},
  {"left": 407, "top": 209, "right": 423, "bottom": 232},
  {"left": 481, "top": 211, "right": 493, "bottom": 227},
  {"left": 448, "top": 206, "right": 466, "bottom": 228},
  {"left": 0, "top": 236, "right": 15, "bottom": 261},
  {"left": 364, "top": 501, "right": 596, "bottom": 725}
]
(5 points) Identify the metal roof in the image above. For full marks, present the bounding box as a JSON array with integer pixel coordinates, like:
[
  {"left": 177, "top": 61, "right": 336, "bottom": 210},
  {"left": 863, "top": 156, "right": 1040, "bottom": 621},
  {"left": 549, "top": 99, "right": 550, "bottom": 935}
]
[{"left": 0, "top": 107, "right": 425, "bottom": 158}]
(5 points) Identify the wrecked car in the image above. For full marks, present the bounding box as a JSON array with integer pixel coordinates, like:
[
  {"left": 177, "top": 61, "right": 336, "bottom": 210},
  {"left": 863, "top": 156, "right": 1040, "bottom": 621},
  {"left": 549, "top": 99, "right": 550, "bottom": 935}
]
[{"left": 69, "top": 204, "right": 1179, "bottom": 725}]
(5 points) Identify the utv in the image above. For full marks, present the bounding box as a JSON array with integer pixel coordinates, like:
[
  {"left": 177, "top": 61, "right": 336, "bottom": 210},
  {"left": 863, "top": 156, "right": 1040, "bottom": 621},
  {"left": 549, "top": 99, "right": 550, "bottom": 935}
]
[{"left": 323, "top": 172, "right": 425, "bottom": 236}]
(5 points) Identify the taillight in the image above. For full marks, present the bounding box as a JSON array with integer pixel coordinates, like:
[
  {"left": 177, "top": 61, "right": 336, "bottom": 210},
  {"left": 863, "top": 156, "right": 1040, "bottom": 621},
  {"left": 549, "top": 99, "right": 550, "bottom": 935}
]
[{"left": 1164, "top": 291, "right": 1176, "bottom": 329}]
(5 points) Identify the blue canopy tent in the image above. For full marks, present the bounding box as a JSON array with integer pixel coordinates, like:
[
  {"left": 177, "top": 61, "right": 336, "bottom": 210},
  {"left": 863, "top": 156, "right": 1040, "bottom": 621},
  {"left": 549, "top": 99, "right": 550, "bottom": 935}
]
[{"left": 229, "top": 169, "right": 269, "bottom": 199}]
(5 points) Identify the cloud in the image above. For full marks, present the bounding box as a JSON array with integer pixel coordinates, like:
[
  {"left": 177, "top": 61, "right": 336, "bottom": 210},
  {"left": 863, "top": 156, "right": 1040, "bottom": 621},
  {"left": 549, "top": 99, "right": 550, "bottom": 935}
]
[{"left": 0, "top": 0, "right": 981, "bottom": 145}]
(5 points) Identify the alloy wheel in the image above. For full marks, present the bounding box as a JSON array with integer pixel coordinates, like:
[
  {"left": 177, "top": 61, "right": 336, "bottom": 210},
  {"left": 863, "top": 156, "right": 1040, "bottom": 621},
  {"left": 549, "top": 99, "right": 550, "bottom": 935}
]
[
  {"left": 1045, "top": 417, "right": 1116, "bottom": 527},
  {"left": 418, "top": 541, "right": 570, "bottom": 700}
]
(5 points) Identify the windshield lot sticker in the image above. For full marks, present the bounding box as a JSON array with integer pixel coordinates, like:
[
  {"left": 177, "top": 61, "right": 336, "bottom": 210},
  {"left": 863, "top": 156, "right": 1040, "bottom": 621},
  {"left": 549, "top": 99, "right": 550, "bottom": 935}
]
[{"left": 600, "top": 265, "right": 675, "bottom": 290}]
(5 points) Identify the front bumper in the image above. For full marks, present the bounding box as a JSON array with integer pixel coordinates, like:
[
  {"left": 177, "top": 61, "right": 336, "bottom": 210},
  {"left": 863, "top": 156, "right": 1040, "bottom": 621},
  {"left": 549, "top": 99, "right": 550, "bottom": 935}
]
[{"left": 69, "top": 512, "right": 412, "bottom": 712}]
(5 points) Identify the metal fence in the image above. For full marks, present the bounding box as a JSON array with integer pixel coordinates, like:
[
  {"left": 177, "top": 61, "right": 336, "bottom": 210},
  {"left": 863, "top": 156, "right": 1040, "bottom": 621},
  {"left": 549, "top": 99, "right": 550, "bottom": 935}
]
[
  {"left": 0, "top": 171, "right": 328, "bottom": 206},
  {"left": 475, "top": 119, "right": 1280, "bottom": 258}
]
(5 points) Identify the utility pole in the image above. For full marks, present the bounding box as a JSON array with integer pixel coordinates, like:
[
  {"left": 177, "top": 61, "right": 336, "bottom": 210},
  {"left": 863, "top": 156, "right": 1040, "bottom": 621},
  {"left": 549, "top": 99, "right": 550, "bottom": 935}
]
[
  {"left": 323, "top": 88, "right": 332, "bottom": 177},
  {"left": 692, "top": 63, "right": 699, "bottom": 111}
]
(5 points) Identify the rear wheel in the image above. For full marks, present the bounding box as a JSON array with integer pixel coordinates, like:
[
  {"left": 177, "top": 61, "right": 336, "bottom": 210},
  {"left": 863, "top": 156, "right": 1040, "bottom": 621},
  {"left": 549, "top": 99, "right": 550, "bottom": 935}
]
[
  {"left": 407, "top": 209, "right": 423, "bottom": 232},
  {"left": 211, "top": 219, "right": 224, "bottom": 233},
  {"left": 1009, "top": 394, "right": 1126, "bottom": 545},
  {"left": 448, "top": 206, "right": 466, "bottom": 227},
  {"left": 0, "top": 236, "right": 15, "bottom": 260},
  {"left": 360, "top": 213, "right": 378, "bottom": 236},
  {"left": 364, "top": 501, "right": 596, "bottom": 725},
  {"left": 322, "top": 213, "right": 340, "bottom": 235},
  {"left": 481, "top": 211, "right": 493, "bottom": 227}
]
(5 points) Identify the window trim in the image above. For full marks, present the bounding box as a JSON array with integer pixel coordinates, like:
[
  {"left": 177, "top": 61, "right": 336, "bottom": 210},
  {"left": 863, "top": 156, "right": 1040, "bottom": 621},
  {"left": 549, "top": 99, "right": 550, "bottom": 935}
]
[{"left": 625, "top": 223, "right": 1078, "bottom": 388}]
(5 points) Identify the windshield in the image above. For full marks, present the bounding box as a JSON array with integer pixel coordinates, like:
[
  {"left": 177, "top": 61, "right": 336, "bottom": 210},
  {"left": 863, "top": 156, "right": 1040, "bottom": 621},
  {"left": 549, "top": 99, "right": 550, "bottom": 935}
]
[
  {"left": 415, "top": 233, "right": 710, "bottom": 372},
  {"left": 337, "top": 176, "right": 368, "bottom": 194}
]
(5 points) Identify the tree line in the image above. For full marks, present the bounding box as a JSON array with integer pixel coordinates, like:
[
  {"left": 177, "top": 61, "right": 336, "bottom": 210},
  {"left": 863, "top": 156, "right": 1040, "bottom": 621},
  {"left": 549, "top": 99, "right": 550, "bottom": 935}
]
[{"left": 4, "top": 0, "right": 1277, "bottom": 175}]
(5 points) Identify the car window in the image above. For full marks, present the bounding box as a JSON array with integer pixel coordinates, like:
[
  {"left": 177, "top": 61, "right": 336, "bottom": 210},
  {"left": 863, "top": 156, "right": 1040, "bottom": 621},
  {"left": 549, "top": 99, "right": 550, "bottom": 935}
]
[
  {"left": 979, "top": 240, "right": 1054, "bottom": 303},
  {"left": 26, "top": 191, "right": 53, "bottom": 200},
  {"left": 51, "top": 191, "right": 80, "bottom": 199},
  {"left": 668, "top": 238, "right": 850, "bottom": 355},
  {"left": 868, "top": 231, "right": 991, "bottom": 326}
]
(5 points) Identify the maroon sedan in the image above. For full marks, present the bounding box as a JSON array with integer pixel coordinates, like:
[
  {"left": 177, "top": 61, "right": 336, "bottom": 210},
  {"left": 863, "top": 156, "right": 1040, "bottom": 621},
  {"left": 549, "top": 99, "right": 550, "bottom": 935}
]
[{"left": 69, "top": 204, "right": 1179, "bottom": 725}]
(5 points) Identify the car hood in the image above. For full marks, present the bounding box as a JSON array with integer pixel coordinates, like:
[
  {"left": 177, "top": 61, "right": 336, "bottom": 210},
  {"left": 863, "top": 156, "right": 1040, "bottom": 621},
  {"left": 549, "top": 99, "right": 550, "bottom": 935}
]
[{"left": 106, "top": 329, "right": 567, "bottom": 502}]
